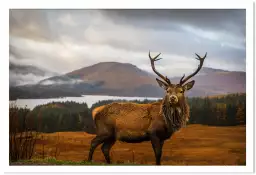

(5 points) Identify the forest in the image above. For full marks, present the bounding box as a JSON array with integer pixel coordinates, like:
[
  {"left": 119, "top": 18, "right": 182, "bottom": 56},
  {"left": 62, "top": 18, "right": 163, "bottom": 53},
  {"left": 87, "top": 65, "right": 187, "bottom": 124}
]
[{"left": 10, "top": 93, "right": 246, "bottom": 134}]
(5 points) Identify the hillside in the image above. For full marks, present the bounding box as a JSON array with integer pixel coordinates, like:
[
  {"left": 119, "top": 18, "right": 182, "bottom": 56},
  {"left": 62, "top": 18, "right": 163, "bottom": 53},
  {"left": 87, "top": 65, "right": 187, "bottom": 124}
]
[
  {"left": 37, "top": 62, "right": 155, "bottom": 90},
  {"left": 10, "top": 62, "right": 246, "bottom": 100},
  {"left": 170, "top": 69, "right": 245, "bottom": 97}
]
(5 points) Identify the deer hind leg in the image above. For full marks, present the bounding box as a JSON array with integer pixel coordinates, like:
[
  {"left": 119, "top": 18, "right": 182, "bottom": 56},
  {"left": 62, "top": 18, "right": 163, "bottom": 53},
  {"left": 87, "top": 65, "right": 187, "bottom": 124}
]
[
  {"left": 101, "top": 139, "right": 116, "bottom": 164},
  {"left": 87, "top": 135, "right": 110, "bottom": 162}
]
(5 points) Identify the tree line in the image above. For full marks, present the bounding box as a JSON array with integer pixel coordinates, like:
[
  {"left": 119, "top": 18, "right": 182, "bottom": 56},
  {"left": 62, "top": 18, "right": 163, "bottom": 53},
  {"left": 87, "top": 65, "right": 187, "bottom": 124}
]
[
  {"left": 10, "top": 93, "right": 246, "bottom": 134},
  {"left": 187, "top": 93, "right": 245, "bottom": 126}
]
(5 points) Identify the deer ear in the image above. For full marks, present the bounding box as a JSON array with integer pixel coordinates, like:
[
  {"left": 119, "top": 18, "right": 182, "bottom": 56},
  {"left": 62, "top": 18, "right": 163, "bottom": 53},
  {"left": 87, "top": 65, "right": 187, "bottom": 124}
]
[
  {"left": 182, "top": 80, "right": 195, "bottom": 91},
  {"left": 156, "top": 78, "right": 168, "bottom": 90}
]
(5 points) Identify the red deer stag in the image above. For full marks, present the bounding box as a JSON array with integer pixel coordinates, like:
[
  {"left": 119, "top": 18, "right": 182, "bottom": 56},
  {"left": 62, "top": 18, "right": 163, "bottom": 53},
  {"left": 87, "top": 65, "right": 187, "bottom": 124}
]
[{"left": 87, "top": 51, "right": 207, "bottom": 165}]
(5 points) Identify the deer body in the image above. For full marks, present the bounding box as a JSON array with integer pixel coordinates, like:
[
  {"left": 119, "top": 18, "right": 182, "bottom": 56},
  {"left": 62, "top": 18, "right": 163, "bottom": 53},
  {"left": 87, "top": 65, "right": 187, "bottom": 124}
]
[
  {"left": 94, "top": 102, "right": 159, "bottom": 143},
  {"left": 87, "top": 51, "right": 207, "bottom": 165}
]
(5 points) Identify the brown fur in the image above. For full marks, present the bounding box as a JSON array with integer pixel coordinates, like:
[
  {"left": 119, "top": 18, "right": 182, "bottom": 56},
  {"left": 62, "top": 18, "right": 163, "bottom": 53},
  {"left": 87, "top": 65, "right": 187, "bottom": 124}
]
[
  {"left": 92, "top": 99, "right": 189, "bottom": 136},
  {"left": 93, "top": 102, "right": 161, "bottom": 140},
  {"left": 92, "top": 105, "right": 105, "bottom": 120},
  {"left": 88, "top": 96, "right": 191, "bottom": 165}
]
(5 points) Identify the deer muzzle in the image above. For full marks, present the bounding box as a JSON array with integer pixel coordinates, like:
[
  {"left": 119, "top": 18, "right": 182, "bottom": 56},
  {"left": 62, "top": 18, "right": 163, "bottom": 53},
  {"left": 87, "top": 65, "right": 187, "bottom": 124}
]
[{"left": 169, "top": 95, "right": 178, "bottom": 104}]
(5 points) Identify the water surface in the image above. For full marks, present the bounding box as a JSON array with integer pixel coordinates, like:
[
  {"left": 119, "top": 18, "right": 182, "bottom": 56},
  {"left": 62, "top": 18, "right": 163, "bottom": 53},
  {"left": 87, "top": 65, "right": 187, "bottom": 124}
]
[{"left": 9, "top": 95, "right": 161, "bottom": 110}]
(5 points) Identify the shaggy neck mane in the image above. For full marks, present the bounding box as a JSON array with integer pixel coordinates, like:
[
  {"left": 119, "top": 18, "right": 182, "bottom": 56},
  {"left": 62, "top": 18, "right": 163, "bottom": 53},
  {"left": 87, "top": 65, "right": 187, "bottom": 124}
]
[{"left": 161, "top": 96, "right": 188, "bottom": 132}]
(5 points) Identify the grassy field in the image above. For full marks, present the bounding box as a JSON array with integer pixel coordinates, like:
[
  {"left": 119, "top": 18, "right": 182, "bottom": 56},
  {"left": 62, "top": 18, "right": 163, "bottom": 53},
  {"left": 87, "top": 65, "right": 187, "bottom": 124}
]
[
  {"left": 15, "top": 124, "right": 246, "bottom": 165},
  {"left": 10, "top": 157, "right": 140, "bottom": 166}
]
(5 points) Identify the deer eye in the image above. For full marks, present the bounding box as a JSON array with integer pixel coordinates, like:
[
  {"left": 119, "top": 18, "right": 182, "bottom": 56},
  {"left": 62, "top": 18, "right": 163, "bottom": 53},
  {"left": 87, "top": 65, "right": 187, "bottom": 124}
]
[{"left": 179, "top": 90, "right": 184, "bottom": 93}]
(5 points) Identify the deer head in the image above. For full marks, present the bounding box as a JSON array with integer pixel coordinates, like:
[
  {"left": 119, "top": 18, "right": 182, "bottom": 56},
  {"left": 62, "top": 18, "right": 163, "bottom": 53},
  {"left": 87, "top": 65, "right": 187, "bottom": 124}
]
[{"left": 149, "top": 51, "right": 207, "bottom": 106}]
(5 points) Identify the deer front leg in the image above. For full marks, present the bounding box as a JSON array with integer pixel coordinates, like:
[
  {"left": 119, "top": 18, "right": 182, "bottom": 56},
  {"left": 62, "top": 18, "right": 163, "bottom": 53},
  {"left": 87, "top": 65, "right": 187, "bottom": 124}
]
[{"left": 150, "top": 134, "right": 164, "bottom": 165}]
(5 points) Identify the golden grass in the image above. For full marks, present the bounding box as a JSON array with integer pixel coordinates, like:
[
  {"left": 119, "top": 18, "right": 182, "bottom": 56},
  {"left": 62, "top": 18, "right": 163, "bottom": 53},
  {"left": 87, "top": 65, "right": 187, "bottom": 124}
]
[{"left": 33, "top": 124, "right": 246, "bottom": 165}]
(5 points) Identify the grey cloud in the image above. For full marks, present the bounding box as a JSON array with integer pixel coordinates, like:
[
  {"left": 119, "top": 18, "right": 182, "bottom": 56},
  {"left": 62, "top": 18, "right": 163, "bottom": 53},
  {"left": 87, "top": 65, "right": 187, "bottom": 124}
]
[
  {"left": 9, "top": 9, "right": 246, "bottom": 86},
  {"left": 10, "top": 10, "right": 53, "bottom": 41},
  {"left": 39, "top": 78, "right": 84, "bottom": 85},
  {"left": 9, "top": 60, "right": 59, "bottom": 86},
  {"left": 9, "top": 71, "right": 51, "bottom": 86},
  {"left": 101, "top": 9, "right": 245, "bottom": 36},
  {"left": 83, "top": 10, "right": 245, "bottom": 63},
  {"left": 9, "top": 45, "right": 26, "bottom": 59}
]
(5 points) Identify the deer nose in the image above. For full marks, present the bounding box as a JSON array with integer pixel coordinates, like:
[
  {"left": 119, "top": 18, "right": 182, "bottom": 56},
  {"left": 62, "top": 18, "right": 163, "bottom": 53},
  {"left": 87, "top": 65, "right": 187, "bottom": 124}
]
[{"left": 169, "top": 95, "right": 178, "bottom": 103}]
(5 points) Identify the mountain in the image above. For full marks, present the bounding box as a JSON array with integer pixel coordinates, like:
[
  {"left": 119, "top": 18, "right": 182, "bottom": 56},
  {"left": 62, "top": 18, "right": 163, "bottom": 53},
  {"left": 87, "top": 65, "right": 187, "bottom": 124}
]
[
  {"left": 66, "top": 62, "right": 156, "bottom": 89},
  {"left": 9, "top": 62, "right": 246, "bottom": 100},
  {"left": 170, "top": 67, "right": 245, "bottom": 97}
]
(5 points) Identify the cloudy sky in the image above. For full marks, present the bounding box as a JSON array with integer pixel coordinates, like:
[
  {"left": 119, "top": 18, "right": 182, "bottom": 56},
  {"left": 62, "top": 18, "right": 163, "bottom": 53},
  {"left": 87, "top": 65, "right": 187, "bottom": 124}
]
[{"left": 9, "top": 9, "right": 246, "bottom": 85}]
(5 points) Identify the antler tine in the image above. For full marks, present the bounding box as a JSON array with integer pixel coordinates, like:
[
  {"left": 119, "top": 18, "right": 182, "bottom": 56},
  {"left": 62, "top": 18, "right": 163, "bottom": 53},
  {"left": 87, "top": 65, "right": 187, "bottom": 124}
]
[
  {"left": 196, "top": 52, "right": 207, "bottom": 59},
  {"left": 179, "top": 74, "right": 185, "bottom": 85},
  {"left": 149, "top": 50, "right": 171, "bottom": 84},
  {"left": 179, "top": 52, "right": 207, "bottom": 85}
]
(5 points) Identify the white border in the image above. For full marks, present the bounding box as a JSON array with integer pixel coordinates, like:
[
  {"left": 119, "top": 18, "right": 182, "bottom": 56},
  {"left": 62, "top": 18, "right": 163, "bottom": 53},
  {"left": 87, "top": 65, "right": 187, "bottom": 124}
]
[{"left": 2, "top": 0, "right": 254, "bottom": 173}]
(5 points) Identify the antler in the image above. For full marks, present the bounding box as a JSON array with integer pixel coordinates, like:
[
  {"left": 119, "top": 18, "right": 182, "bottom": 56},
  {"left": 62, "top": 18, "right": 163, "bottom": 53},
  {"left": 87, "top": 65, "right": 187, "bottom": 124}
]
[
  {"left": 149, "top": 51, "right": 171, "bottom": 84},
  {"left": 179, "top": 52, "right": 207, "bottom": 85}
]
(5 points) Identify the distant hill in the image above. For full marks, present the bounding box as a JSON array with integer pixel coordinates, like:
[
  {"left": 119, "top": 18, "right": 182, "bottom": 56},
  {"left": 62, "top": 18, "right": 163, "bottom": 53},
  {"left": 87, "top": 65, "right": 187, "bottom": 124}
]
[
  {"left": 10, "top": 62, "right": 246, "bottom": 100},
  {"left": 170, "top": 67, "right": 245, "bottom": 97},
  {"left": 39, "top": 62, "right": 155, "bottom": 89}
]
